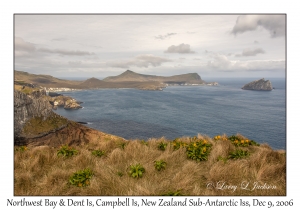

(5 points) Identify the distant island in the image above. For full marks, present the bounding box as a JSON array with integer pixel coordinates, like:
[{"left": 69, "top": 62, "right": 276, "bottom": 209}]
[
  {"left": 241, "top": 78, "right": 273, "bottom": 91},
  {"left": 14, "top": 70, "right": 218, "bottom": 91}
]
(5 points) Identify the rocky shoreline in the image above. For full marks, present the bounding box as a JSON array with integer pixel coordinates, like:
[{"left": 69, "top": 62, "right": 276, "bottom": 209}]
[{"left": 49, "top": 95, "right": 83, "bottom": 110}]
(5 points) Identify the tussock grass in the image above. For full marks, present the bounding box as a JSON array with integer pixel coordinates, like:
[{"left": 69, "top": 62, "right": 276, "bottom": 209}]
[{"left": 14, "top": 134, "right": 286, "bottom": 196}]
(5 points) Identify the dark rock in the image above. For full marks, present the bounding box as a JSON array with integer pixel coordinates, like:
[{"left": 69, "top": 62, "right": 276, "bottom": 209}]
[
  {"left": 242, "top": 78, "right": 272, "bottom": 91},
  {"left": 48, "top": 92, "right": 62, "bottom": 97}
]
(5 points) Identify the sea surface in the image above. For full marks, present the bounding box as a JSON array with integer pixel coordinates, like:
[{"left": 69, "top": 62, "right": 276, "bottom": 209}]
[{"left": 54, "top": 78, "right": 286, "bottom": 150}]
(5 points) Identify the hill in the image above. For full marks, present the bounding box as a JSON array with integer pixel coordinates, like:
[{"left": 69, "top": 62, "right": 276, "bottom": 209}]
[
  {"left": 14, "top": 70, "right": 81, "bottom": 88},
  {"left": 103, "top": 70, "right": 205, "bottom": 84}
]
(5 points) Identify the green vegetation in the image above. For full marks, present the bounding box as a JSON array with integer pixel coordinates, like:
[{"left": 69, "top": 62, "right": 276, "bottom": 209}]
[
  {"left": 128, "top": 163, "right": 145, "bottom": 178},
  {"left": 91, "top": 149, "right": 105, "bottom": 157},
  {"left": 15, "top": 146, "right": 28, "bottom": 152},
  {"left": 22, "top": 113, "right": 68, "bottom": 136},
  {"left": 161, "top": 190, "right": 183, "bottom": 196},
  {"left": 57, "top": 145, "right": 78, "bottom": 157},
  {"left": 14, "top": 134, "right": 286, "bottom": 196},
  {"left": 118, "top": 142, "right": 127, "bottom": 149},
  {"left": 157, "top": 142, "right": 168, "bottom": 151},
  {"left": 228, "top": 149, "right": 250, "bottom": 159},
  {"left": 154, "top": 160, "right": 167, "bottom": 171},
  {"left": 186, "top": 138, "right": 212, "bottom": 161},
  {"left": 68, "top": 168, "right": 93, "bottom": 187},
  {"left": 117, "top": 172, "right": 124, "bottom": 177},
  {"left": 172, "top": 138, "right": 187, "bottom": 150},
  {"left": 228, "top": 135, "right": 260, "bottom": 147}
]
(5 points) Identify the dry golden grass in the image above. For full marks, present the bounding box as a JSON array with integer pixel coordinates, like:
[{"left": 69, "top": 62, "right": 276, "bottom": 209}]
[{"left": 14, "top": 134, "right": 286, "bottom": 196}]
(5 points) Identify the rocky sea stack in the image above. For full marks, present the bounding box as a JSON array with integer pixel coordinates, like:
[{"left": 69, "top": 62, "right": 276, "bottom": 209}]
[{"left": 242, "top": 78, "right": 273, "bottom": 91}]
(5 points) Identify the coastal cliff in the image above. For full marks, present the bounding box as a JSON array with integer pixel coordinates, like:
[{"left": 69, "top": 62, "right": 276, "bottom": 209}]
[
  {"left": 14, "top": 90, "right": 123, "bottom": 147},
  {"left": 242, "top": 78, "right": 273, "bottom": 91}
]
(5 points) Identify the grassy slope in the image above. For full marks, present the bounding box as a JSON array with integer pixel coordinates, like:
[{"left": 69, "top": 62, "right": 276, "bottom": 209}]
[{"left": 14, "top": 134, "right": 285, "bottom": 196}]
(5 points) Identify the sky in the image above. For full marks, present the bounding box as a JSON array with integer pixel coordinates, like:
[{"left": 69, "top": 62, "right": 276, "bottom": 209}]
[{"left": 14, "top": 14, "right": 286, "bottom": 79}]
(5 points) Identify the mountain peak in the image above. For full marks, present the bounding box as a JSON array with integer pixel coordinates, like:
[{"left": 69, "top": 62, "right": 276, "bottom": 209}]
[{"left": 122, "top": 70, "right": 137, "bottom": 75}]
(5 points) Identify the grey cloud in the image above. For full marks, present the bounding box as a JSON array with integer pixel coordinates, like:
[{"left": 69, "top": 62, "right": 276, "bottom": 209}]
[
  {"left": 155, "top": 33, "right": 177, "bottom": 40},
  {"left": 107, "top": 54, "right": 171, "bottom": 68},
  {"left": 38, "top": 48, "right": 94, "bottom": 56},
  {"left": 15, "top": 37, "right": 36, "bottom": 56},
  {"left": 51, "top": 38, "right": 67, "bottom": 41},
  {"left": 68, "top": 61, "right": 82, "bottom": 67},
  {"left": 235, "top": 48, "right": 265, "bottom": 57},
  {"left": 232, "top": 15, "right": 285, "bottom": 37},
  {"left": 254, "top": 40, "right": 259, "bottom": 44},
  {"left": 165, "top": 43, "right": 195, "bottom": 54},
  {"left": 207, "top": 53, "right": 284, "bottom": 71}
]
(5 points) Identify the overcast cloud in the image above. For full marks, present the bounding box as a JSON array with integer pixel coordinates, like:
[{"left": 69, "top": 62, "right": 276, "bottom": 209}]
[
  {"left": 232, "top": 15, "right": 285, "bottom": 38},
  {"left": 107, "top": 54, "right": 171, "bottom": 68},
  {"left": 235, "top": 48, "right": 265, "bottom": 57},
  {"left": 165, "top": 43, "right": 195, "bottom": 54},
  {"left": 155, "top": 33, "right": 177, "bottom": 40},
  {"left": 14, "top": 15, "right": 285, "bottom": 78}
]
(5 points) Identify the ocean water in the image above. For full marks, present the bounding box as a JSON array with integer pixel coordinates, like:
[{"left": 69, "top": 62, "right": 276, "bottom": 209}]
[{"left": 54, "top": 78, "right": 286, "bottom": 150}]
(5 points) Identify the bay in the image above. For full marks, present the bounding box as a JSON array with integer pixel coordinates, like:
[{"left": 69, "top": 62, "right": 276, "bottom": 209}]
[{"left": 54, "top": 78, "right": 286, "bottom": 150}]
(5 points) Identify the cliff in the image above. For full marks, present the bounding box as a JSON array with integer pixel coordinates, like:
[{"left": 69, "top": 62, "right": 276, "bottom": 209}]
[
  {"left": 241, "top": 78, "right": 273, "bottom": 91},
  {"left": 14, "top": 90, "right": 53, "bottom": 141},
  {"left": 14, "top": 90, "right": 123, "bottom": 147}
]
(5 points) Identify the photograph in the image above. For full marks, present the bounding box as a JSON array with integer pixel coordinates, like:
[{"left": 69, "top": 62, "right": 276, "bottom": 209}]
[{"left": 13, "top": 14, "right": 286, "bottom": 196}]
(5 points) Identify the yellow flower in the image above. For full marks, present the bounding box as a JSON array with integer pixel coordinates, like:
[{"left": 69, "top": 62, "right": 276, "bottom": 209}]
[
  {"left": 234, "top": 140, "right": 238, "bottom": 144},
  {"left": 203, "top": 147, "right": 206, "bottom": 152},
  {"left": 193, "top": 143, "right": 197, "bottom": 147},
  {"left": 203, "top": 140, "right": 207, "bottom": 144},
  {"left": 241, "top": 140, "right": 245, "bottom": 144}
]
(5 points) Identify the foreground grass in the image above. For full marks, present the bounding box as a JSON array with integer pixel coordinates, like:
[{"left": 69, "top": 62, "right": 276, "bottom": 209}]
[{"left": 14, "top": 134, "right": 285, "bottom": 196}]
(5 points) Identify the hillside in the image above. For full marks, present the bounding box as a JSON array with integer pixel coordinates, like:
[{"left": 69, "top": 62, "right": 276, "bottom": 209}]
[
  {"left": 14, "top": 70, "right": 81, "bottom": 88},
  {"left": 103, "top": 70, "right": 205, "bottom": 84}
]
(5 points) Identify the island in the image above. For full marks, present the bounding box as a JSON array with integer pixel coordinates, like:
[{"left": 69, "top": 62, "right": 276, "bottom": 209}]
[{"left": 241, "top": 78, "right": 273, "bottom": 91}]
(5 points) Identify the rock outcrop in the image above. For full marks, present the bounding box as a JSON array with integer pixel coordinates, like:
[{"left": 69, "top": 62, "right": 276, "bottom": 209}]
[
  {"left": 241, "top": 78, "right": 273, "bottom": 91},
  {"left": 14, "top": 90, "right": 53, "bottom": 141},
  {"left": 14, "top": 90, "right": 123, "bottom": 147},
  {"left": 49, "top": 95, "right": 82, "bottom": 110}
]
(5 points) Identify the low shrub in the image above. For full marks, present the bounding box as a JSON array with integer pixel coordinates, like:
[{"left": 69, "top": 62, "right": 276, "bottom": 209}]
[
  {"left": 172, "top": 138, "right": 187, "bottom": 150},
  {"left": 128, "top": 163, "right": 145, "bottom": 178},
  {"left": 91, "top": 149, "right": 105, "bottom": 157},
  {"left": 68, "top": 168, "right": 93, "bottom": 187},
  {"left": 228, "top": 149, "right": 250, "bottom": 159},
  {"left": 161, "top": 190, "right": 183, "bottom": 196},
  {"left": 15, "top": 146, "right": 28, "bottom": 152},
  {"left": 57, "top": 145, "right": 78, "bottom": 157},
  {"left": 154, "top": 160, "right": 167, "bottom": 171},
  {"left": 157, "top": 142, "right": 168, "bottom": 151},
  {"left": 228, "top": 135, "right": 260, "bottom": 147},
  {"left": 186, "top": 139, "right": 212, "bottom": 161}
]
